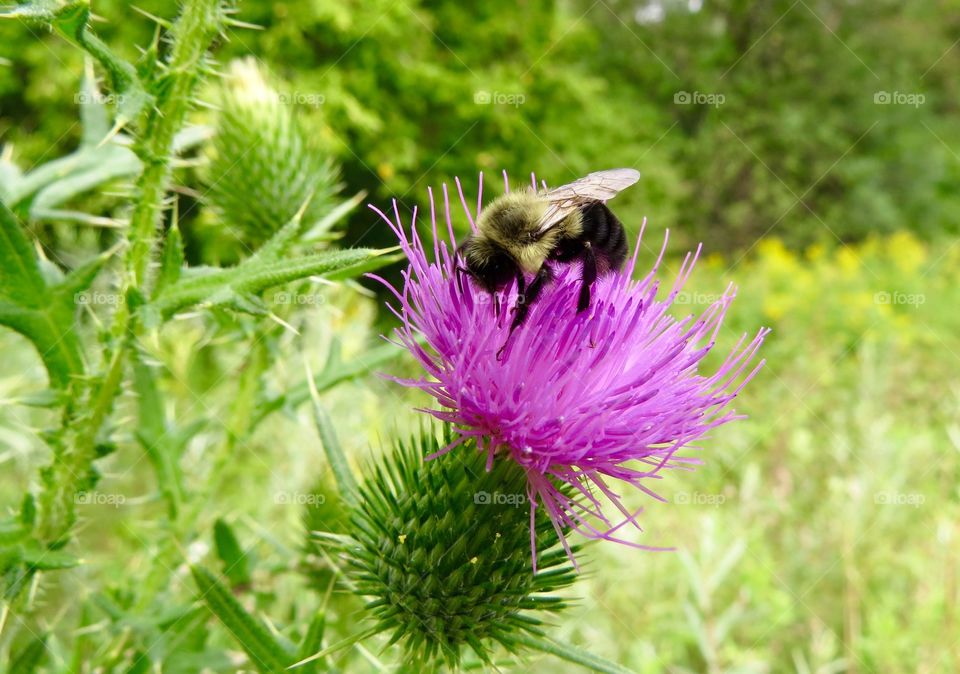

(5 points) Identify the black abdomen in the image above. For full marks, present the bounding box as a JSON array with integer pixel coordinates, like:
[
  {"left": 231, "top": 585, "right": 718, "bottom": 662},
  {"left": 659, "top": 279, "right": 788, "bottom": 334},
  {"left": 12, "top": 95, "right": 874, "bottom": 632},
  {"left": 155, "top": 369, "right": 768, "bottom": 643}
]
[{"left": 576, "top": 202, "right": 628, "bottom": 273}]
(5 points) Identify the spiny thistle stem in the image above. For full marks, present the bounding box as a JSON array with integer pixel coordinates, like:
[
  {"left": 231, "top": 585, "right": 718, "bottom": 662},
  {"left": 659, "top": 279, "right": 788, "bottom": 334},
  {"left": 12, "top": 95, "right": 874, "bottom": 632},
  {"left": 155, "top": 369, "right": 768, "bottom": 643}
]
[
  {"left": 34, "top": 0, "right": 226, "bottom": 554},
  {"left": 126, "top": 0, "right": 224, "bottom": 289}
]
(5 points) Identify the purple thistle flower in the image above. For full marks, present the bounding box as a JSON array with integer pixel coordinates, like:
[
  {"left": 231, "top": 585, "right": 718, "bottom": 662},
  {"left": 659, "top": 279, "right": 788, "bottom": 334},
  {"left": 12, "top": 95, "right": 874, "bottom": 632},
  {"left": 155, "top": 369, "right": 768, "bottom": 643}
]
[{"left": 370, "top": 172, "right": 769, "bottom": 567}]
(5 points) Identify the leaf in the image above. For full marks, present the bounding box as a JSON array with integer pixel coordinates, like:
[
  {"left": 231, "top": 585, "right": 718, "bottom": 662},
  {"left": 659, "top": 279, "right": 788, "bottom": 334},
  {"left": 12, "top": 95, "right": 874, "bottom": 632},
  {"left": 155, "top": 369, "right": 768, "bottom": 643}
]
[
  {"left": 190, "top": 566, "right": 294, "bottom": 672},
  {"left": 512, "top": 633, "right": 637, "bottom": 674},
  {"left": 156, "top": 223, "right": 185, "bottom": 294},
  {"left": 296, "top": 612, "right": 327, "bottom": 674},
  {"left": 19, "top": 539, "right": 81, "bottom": 571},
  {"left": 132, "top": 355, "right": 193, "bottom": 518},
  {"left": 50, "top": 2, "right": 152, "bottom": 128},
  {"left": 8, "top": 632, "right": 48, "bottom": 674},
  {"left": 213, "top": 519, "right": 251, "bottom": 588},
  {"left": 146, "top": 246, "right": 392, "bottom": 320},
  {"left": 306, "top": 369, "right": 359, "bottom": 508},
  {"left": 0, "top": 199, "right": 109, "bottom": 388}
]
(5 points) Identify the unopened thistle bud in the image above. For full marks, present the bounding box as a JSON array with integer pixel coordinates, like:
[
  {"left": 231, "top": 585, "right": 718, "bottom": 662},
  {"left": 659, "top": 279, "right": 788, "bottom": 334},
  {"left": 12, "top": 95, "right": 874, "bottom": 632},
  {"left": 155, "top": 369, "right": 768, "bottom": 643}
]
[
  {"left": 337, "top": 428, "right": 578, "bottom": 669},
  {"left": 206, "top": 58, "right": 338, "bottom": 245}
]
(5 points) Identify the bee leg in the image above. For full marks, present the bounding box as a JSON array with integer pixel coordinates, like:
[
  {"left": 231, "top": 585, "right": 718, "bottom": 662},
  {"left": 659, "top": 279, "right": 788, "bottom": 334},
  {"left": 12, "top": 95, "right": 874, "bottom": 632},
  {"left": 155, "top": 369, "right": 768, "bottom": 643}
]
[
  {"left": 513, "top": 270, "right": 526, "bottom": 309},
  {"left": 510, "top": 264, "right": 551, "bottom": 332},
  {"left": 497, "top": 265, "right": 552, "bottom": 360},
  {"left": 577, "top": 243, "right": 598, "bottom": 312}
]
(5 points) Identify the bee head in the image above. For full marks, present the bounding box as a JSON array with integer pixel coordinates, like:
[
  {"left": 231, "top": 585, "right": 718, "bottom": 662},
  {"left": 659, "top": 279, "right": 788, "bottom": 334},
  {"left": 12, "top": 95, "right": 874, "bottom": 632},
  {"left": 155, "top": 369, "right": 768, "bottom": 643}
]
[{"left": 458, "top": 237, "right": 517, "bottom": 294}]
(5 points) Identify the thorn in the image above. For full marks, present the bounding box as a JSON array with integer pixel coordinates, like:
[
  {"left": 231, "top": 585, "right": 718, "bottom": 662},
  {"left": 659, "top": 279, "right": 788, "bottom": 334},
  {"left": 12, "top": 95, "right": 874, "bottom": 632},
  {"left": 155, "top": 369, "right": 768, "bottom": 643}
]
[
  {"left": 268, "top": 312, "right": 300, "bottom": 335},
  {"left": 225, "top": 18, "right": 264, "bottom": 30},
  {"left": 95, "top": 119, "right": 126, "bottom": 149},
  {"left": 131, "top": 5, "right": 172, "bottom": 28}
]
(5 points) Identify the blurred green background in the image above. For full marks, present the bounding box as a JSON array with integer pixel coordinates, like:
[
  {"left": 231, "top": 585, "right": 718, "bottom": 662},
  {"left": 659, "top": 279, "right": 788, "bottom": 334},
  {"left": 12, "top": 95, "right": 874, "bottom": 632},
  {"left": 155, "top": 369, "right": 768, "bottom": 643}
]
[{"left": 2, "top": 0, "right": 959, "bottom": 672}]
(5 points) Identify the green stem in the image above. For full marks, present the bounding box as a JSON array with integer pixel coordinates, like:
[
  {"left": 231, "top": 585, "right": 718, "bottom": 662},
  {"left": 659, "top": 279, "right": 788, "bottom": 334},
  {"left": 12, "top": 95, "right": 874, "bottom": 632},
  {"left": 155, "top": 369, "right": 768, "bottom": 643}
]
[
  {"left": 126, "top": 0, "right": 222, "bottom": 288},
  {"left": 37, "top": 348, "right": 125, "bottom": 544},
  {"left": 34, "top": 0, "right": 224, "bottom": 552}
]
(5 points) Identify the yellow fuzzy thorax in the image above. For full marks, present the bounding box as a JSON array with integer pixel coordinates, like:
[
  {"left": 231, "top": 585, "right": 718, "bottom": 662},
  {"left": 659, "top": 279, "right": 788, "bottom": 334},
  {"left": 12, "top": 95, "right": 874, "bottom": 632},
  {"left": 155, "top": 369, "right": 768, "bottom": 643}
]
[{"left": 476, "top": 191, "right": 583, "bottom": 274}]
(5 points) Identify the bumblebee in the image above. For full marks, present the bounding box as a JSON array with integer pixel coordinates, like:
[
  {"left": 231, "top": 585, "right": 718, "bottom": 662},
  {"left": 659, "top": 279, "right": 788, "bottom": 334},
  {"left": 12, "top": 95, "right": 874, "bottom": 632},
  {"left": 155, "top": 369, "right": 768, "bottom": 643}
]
[{"left": 457, "top": 168, "right": 640, "bottom": 333}]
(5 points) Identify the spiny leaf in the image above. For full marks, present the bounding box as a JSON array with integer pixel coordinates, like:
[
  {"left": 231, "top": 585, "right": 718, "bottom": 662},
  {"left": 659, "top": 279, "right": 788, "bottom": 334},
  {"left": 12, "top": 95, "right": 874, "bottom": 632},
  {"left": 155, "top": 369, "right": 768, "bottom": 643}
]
[
  {"left": 50, "top": 1, "right": 152, "bottom": 128},
  {"left": 307, "top": 371, "right": 359, "bottom": 508},
  {"left": 156, "top": 223, "right": 185, "bottom": 293},
  {"left": 190, "top": 566, "right": 294, "bottom": 672},
  {"left": 513, "top": 633, "right": 638, "bottom": 674},
  {"left": 0, "top": 199, "right": 109, "bottom": 388},
  {"left": 145, "top": 246, "right": 392, "bottom": 320}
]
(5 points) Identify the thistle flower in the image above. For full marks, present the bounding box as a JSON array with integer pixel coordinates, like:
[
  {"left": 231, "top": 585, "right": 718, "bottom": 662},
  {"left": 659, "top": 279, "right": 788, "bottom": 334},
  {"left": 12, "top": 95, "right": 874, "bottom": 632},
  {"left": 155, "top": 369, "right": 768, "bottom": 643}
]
[{"left": 370, "top": 173, "right": 769, "bottom": 565}]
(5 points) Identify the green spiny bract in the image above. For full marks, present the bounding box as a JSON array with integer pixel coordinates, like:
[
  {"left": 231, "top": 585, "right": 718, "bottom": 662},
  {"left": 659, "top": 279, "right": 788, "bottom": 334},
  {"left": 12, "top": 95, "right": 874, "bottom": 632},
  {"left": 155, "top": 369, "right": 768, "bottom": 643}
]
[
  {"left": 206, "top": 58, "right": 339, "bottom": 246},
  {"left": 340, "top": 428, "right": 578, "bottom": 670}
]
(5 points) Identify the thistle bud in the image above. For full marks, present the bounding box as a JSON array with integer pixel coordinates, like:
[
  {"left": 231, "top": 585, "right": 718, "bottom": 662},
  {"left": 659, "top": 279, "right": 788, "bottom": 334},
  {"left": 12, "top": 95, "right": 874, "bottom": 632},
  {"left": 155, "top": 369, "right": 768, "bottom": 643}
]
[
  {"left": 337, "top": 428, "right": 578, "bottom": 668},
  {"left": 206, "top": 58, "right": 338, "bottom": 246}
]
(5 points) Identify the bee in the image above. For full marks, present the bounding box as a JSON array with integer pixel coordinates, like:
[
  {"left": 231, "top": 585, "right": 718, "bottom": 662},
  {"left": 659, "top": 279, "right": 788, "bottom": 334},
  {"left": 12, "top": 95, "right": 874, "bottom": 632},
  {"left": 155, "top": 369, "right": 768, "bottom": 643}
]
[{"left": 457, "top": 168, "right": 640, "bottom": 335}]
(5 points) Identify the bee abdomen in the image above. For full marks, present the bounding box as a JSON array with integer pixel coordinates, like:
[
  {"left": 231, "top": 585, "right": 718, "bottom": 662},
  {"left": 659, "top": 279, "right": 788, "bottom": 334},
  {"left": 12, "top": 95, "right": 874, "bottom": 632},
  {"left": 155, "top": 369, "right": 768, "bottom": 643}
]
[{"left": 580, "top": 202, "right": 628, "bottom": 273}]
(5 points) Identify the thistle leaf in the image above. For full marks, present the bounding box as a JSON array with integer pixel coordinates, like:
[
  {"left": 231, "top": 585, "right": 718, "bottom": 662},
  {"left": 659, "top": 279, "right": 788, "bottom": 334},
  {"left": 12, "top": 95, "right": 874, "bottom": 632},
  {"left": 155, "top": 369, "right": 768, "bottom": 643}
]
[
  {"left": 132, "top": 354, "right": 192, "bottom": 518},
  {"left": 145, "top": 242, "right": 391, "bottom": 320},
  {"left": 213, "top": 519, "right": 251, "bottom": 588},
  {"left": 512, "top": 633, "right": 638, "bottom": 674},
  {"left": 190, "top": 566, "right": 295, "bottom": 672},
  {"left": 0, "top": 200, "right": 109, "bottom": 388}
]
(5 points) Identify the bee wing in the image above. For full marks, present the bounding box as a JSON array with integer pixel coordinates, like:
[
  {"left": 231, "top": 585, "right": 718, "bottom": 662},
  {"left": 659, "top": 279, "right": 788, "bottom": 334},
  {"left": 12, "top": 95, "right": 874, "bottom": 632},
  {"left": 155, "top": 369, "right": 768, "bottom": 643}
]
[{"left": 536, "top": 168, "right": 640, "bottom": 233}]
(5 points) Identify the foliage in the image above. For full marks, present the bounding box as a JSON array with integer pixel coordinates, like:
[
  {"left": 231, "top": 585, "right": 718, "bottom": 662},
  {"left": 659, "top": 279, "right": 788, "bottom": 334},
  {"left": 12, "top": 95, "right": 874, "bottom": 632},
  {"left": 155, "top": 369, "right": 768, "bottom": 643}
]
[{"left": 3, "top": 1, "right": 960, "bottom": 254}]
